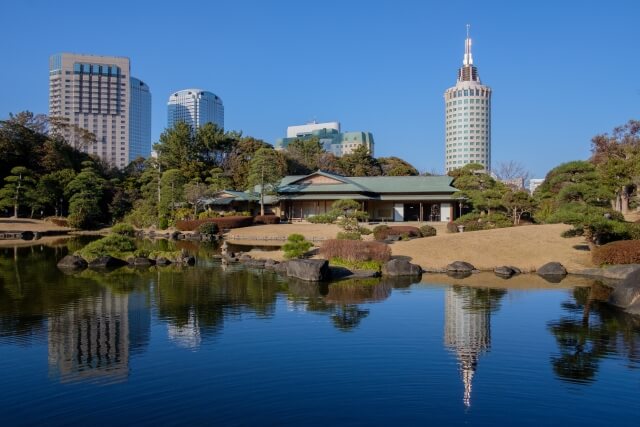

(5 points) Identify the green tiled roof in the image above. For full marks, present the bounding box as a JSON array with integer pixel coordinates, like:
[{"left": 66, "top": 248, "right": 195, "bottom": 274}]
[{"left": 278, "top": 170, "right": 457, "bottom": 195}]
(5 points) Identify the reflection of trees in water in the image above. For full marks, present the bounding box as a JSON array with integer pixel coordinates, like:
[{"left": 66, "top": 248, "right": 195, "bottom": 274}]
[
  {"left": 154, "top": 266, "right": 285, "bottom": 348},
  {"left": 286, "top": 277, "right": 407, "bottom": 332},
  {"left": 548, "top": 283, "right": 640, "bottom": 384},
  {"left": 0, "top": 245, "right": 100, "bottom": 344}
]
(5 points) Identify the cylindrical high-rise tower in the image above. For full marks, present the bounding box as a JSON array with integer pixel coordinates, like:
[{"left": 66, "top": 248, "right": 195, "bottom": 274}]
[{"left": 444, "top": 26, "right": 492, "bottom": 173}]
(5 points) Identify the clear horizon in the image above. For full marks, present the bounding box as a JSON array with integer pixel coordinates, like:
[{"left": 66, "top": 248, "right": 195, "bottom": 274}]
[{"left": 1, "top": 0, "right": 638, "bottom": 178}]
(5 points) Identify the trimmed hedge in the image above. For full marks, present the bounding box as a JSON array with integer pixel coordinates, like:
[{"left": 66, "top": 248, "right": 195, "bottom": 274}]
[
  {"left": 454, "top": 212, "right": 512, "bottom": 231},
  {"left": 197, "top": 222, "right": 219, "bottom": 236},
  {"left": 419, "top": 225, "right": 437, "bottom": 237},
  {"left": 592, "top": 240, "right": 640, "bottom": 265},
  {"left": 175, "top": 216, "right": 254, "bottom": 231},
  {"left": 373, "top": 225, "right": 421, "bottom": 241},
  {"left": 320, "top": 239, "right": 391, "bottom": 263},
  {"left": 307, "top": 214, "right": 336, "bottom": 224},
  {"left": 254, "top": 215, "right": 280, "bottom": 225},
  {"left": 336, "top": 231, "right": 362, "bottom": 240}
]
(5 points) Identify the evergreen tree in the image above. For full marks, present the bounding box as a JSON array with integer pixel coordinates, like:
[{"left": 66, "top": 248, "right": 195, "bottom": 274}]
[
  {"left": 0, "top": 166, "right": 35, "bottom": 217},
  {"left": 247, "top": 148, "right": 286, "bottom": 216}
]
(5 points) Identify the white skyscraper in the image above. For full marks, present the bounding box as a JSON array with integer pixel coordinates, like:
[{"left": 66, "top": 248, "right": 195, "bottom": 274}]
[
  {"left": 167, "top": 89, "right": 224, "bottom": 131},
  {"left": 444, "top": 26, "right": 492, "bottom": 173},
  {"left": 49, "top": 53, "right": 151, "bottom": 169}
]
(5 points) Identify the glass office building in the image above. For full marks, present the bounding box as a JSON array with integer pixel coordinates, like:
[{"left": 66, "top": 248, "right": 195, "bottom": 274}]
[
  {"left": 129, "top": 77, "right": 152, "bottom": 162},
  {"left": 167, "top": 89, "right": 224, "bottom": 131}
]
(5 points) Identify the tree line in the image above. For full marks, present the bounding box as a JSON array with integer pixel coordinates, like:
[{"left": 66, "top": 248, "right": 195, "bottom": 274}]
[{"left": 0, "top": 112, "right": 422, "bottom": 228}]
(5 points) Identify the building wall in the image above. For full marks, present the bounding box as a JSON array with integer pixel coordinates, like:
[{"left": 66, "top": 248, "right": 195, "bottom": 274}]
[
  {"left": 275, "top": 129, "right": 375, "bottom": 157},
  {"left": 444, "top": 84, "right": 491, "bottom": 173},
  {"left": 167, "top": 89, "right": 224, "bottom": 130},
  {"left": 49, "top": 53, "right": 132, "bottom": 168},
  {"left": 287, "top": 121, "right": 340, "bottom": 138},
  {"left": 129, "top": 77, "right": 152, "bottom": 162}
]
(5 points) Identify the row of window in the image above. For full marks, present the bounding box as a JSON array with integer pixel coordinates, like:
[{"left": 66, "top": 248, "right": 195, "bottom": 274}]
[
  {"left": 73, "top": 63, "right": 122, "bottom": 77},
  {"left": 446, "top": 88, "right": 490, "bottom": 99}
]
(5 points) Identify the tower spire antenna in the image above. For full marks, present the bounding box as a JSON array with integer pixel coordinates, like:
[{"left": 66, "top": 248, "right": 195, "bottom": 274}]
[{"left": 463, "top": 24, "right": 473, "bottom": 66}]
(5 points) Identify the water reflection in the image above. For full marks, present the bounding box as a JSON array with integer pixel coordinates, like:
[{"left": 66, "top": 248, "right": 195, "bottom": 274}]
[
  {"left": 444, "top": 286, "right": 506, "bottom": 407},
  {"left": 548, "top": 283, "right": 640, "bottom": 384},
  {"left": 48, "top": 287, "right": 150, "bottom": 383}
]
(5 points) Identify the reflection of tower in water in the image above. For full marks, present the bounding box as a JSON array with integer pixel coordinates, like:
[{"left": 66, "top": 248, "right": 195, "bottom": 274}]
[
  {"left": 48, "top": 288, "right": 149, "bottom": 383},
  {"left": 444, "top": 286, "right": 491, "bottom": 407}
]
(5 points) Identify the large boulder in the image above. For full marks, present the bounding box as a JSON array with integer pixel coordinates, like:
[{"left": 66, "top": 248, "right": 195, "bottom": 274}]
[
  {"left": 286, "top": 259, "right": 331, "bottom": 282},
  {"left": 57, "top": 255, "right": 88, "bottom": 270},
  {"left": 609, "top": 269, "right": 640, "bottom": 312},
  {"left": 272, "top": 260, "right": 289, "bottom": 274},
  {"left": 382, "top": 259, "right": 422, "bottom": 277},
  {"left": 264, "top": 259, "right": 279, "bottom": 270},
  {"left": 494, "top": 266, "right": 516, "bottom": 278},
  {"left": 128, "top": 257, "right": 156, "bottom": 266},
  {"left": 537, "top": 262, "right": 567, "bottom": 283},
  {"left": 447, "top": 261, "right": 475, "bottom": 272},
  {"left": 88, "top": 256, "right": 128, "bottom": 269},
  {"left": 156, "top": 257, "right": 172, "bottom": 266},
  {"left": 578, "top": 264, "right": 640, "bottom": 281}
]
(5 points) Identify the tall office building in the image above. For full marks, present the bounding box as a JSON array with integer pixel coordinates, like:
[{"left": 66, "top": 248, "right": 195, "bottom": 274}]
[
  {"left": 444, "top": 26, "right": 492, "bottom": 173},
  {"left": 129, "top": 77, "right": 152, "bottom": 162},
  {"left": 49, "top": 53, "right": 151, "bottom": 169},
  {"left": 167, "top": 89, "right": 224, "bottom": 131}
]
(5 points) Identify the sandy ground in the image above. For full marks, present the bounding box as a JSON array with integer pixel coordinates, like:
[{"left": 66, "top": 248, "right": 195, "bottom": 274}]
[
  {"left": 230, "top": 222, "right": 592, "bottom": 273},
  {"left": 0, "top": 218, "right": 72, "bottom": 248},
  {"left": 391, "top": 223, "right": 591, "bottom": 272}
]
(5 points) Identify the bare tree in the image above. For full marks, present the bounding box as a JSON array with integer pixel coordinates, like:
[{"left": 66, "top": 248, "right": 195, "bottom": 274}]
[{"left": 494, "top": 161, "right": 531, "bottom": 182}]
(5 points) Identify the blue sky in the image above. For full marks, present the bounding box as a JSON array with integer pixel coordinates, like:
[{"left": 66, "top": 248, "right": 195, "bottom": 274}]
[{"left": 1, "top": 0, "right": 638, "bottom": 177}]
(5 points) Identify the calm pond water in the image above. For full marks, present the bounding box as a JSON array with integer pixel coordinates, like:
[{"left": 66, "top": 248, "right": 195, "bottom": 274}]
[{"left": 0, "top": 240, "right": 639, "bottom": 426}]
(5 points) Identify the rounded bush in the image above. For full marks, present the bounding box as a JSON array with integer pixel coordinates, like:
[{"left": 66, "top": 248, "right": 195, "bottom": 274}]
[
  {"left": 336, "top": 232, "right": 362, "bottom": 240},
  {"left": 419, "top": 225, "right": 437, "bottom": 237},
  {"left": 111, "top": 223, "right": 136, "bottom": 237},
  {"left": 283, "top": 234, "right": 313, "bottom": 259},
  {"left": 198, "top": 222, "right": 219, "bottom": 236},
  {"left": 592, "top": 240, "right": 640, "bottom": 265}
]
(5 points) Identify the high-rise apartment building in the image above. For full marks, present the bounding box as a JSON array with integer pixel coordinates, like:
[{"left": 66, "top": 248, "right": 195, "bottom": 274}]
[
  {"left": 167, "top": 89, "right": 224, "bottom": 131},
  {"left": 129, "top": 77, "right": 152, "bottom": 162},
  {"left": 49, "top": 53, "right": 151, "bottom": 168},
  {"left": 444, "top": 27, "right": 492, "bottom": 173}
]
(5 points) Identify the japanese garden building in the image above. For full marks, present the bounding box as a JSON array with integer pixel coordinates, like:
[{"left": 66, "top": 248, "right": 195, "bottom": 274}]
[{"left": 276, "top": 171, "right": 460, "bottom": 222}]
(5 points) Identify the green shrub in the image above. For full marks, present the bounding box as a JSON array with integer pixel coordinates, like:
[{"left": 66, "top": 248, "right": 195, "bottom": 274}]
[
  {"left": 337, "top": 231, "right": 362, "bottom": 240},
  {"left": 592, "top": 240, "right": 640, "bottom": 265},
  {"left": 358, "top": 226, "right": 372, "bottom": 235},
  {"left": 307, "top": 214, "right": 337, "bottom": 224},
  {"left": 373, "top": 225, "right": 390, "bottom": 240},
  {"left": 561, "top": 228, "right": 583, "bottom": 238},
  {"left": 198, "top": 210, "right": 220, "bottom": 219},
  {"left": 419, "top": 225, "right": 437, "bottom": 237},
  {"left": 454, "top": 212, "right": 512, "bottom": 231},
  {"left": 329, "top": 257, "right": 383, "bottom": 271},
  {"left": 282, "top": 233, "right": 313, "bottom": 259},
  {"left": 159, "top": 217, "right": 169, "bottom": 230},
  {"left": 76, "top": 234, "right": 137, "bottom": 262},
  {"left": 111, "top": 223, "right": 136, "bottom": 237},
  {"left": 197, "top": 222, "right": 219, "bottom": 236}
]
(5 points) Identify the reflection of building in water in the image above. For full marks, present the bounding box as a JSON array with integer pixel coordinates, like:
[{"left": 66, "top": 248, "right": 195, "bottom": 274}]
[
  {"left": 48, "top": 288, "right": 150, "bottom": 383},
  {"left": 444, "top": 287, "right": 491, "bottom": 407},
  {"left": 167, "top": 308, "right": 202, "bottom": 349}
]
